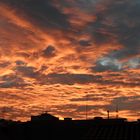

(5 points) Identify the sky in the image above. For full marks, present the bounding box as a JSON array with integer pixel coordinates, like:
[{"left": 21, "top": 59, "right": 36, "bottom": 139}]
[{"left": 0, "top": 0, "right": 140, "bottom": 121}]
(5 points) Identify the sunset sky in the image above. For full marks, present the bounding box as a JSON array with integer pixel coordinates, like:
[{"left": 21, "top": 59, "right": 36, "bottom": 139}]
[{"left": 0, "top": 0, "right": 140, "bottom": 121}]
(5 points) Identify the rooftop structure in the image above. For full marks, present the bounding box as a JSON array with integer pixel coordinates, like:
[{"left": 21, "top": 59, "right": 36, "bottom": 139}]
[{"left": 31, "top": 112, "right": 59, "bottom": 121}]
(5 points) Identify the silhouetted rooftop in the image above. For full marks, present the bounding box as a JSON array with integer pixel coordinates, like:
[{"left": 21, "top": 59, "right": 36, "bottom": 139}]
[
  {"left": 31, "top": 112, "right": 59, "bottom": 121},
  {"left": 0, "top": 113, "right": 140, "bottom": 140}
]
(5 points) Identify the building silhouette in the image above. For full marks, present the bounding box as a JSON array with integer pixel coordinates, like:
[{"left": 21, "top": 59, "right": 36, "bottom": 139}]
[
  {"left": 0, "top": 112, "right": 139, "bottom": 140},
  {"left": 31, "top": 112, "right": 59, "bottom": 121}
]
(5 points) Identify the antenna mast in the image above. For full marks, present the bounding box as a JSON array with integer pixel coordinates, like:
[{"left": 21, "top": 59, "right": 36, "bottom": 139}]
[
  {"left": 85, "top": 92, "right": 88, "bottom": 120},
  {"left": 116, "top": 102, "right": 119, "bottom": 119}
]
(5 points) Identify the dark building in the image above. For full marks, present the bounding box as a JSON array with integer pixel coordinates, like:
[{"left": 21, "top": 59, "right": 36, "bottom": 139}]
[
  {"left": 64, "top": 118, "right": 72, "bottom": 121},
  {"left": 93, "top": 117, "right": 103, "bottom": 120},
  {"left": 0, "top": 116, "right": 140, "bottom": 140},
  {"left": 31, "top": 112, "right": 59, "bottom": 121},
  {"left": 94, "top": 118, "right": 127, "bottom": 123}
]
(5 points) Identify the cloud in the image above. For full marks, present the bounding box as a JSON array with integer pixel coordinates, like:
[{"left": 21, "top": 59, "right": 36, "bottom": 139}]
[
  {"left": 0, "top": 74, "right": 29, "bottom": 88},
  {"left": 93, "top": 57, "right": 122, "bottom": 72},
  {"left": 104, "top": 96, "right": 140, "bottom": 112},
  {"left": 90, "top": 0, "right": 140, "bottom": 58},
  {"left": 15, "top": 65, "right": 39, "bottom": 79},
  {"left": 79, "top": 40, "right": 91, "bottom": 47},
  {"left": 45, "top": 73, "right": 102, "bottom": 85},
  {"left": 0, "top": 0, "right": 140, "bottom": 121},
  {"left": 0, "top": 61, "right": 10, "bottom": 67},
  {"left": 93, "top": 57, "right": 140, "bottom": 72},
  {"left": 70, "top": 95, "right": 101, "bottom": 102},
  {"left": 0, "top": 0, "right": 70, "bottom": 30},
  {"left": 126, "top": 58, "right": 140, "bottom": 69},
  {"left": 42, "top": 45, "right": 56, "bottom": 58},
  {"left": 15, "top": 60, "right": 26, "bottom": 66}
]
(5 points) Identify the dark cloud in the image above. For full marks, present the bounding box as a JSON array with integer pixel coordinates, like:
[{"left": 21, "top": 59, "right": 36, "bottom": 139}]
[
  {"left": 0, "top": 91, "right": 26, "bottom": 100},
  {"left": 15, "top": 70, "right": 139, "bottom": 87},
  {"left": 16, "top": 52, "right": 30, "bottom": 58},
  {"left": 15, "top": 60, "right": 26, "bottom": 66},
  {"left": 45, "top": 73, "right": 102, "bottom": 85},
  {"left": 99, "top": 77, "right": 140, "bottom": 87},
  {"left": 72, "top": 95, "right": 140, "bottom": 117},
  {"left": 38, "top": 65, "right": 48, "bottom": 73},
  {"left": 0, "top": 61, "right": 10, "bottom": 67},
  {"left": 42, "top": 45, "right": 56, "bottom": 58},
  {"left": 0, "top": 106, "right": 30, "bottom": 121},
  {"left": 15, "top": 65, "right": 39, "bottom": 78},
  {"left": 104, "top": 96, "right": 140, "bottom": 112},
  {"left": 70, "top": 96, "right": 101, "bottom": 102},
  {"left": 91, "top": 0, "right": 140, "bottom": 48},
  {"left": 0, "top": 74, "right": 28, "bottom": 88},
  {"left": 79, "top": 40, "right": 91, "bottom": 46},
  {"left": 93, "top": 56, "right": 140, "bottom": 72},
  {"left": 93, "top": 57, "right": 122, "bottom": 72},
  {"left": 89, "top": 0, "right": 140, "bottom": 71},
  {"left": 0, "top": 0, "right": 70, "bottom": 30}
]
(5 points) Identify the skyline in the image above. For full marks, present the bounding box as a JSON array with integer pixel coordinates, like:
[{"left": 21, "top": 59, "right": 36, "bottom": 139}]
[{"left": 0, "top": 0, "right": 140, "bottom": 121}]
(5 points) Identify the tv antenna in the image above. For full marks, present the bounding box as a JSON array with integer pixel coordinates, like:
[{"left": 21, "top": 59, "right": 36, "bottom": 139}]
[
  {"left": 116, "top": 101, "right": 119, "bottom": 119},
  {"left": 85, "top": 92, "right": 88, "bottom": 120}
]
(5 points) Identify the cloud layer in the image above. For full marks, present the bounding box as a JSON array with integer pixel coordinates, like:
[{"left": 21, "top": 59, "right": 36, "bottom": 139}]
[{"left": 0, "top": 0, "right": 140, "bottom": 121}]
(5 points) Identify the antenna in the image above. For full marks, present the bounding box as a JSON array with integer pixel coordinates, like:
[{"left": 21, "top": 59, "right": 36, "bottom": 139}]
[
  {"left": 85, "top": 92, "right": 88, "bottom": 120},
  {"left": 86, "top": 104, "right": 87, "bottom": 120},
  {"left": 116, "top": 102, "right": 119, "bottom": 119}
]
